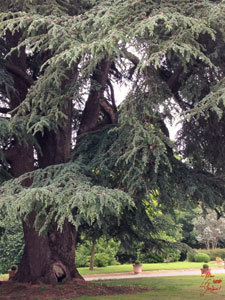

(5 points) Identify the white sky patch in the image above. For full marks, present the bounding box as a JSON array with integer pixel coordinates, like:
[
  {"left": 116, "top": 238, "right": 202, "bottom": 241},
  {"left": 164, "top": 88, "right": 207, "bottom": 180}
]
[{"left": 114, "top": 83, "right": 181, "bottom": 140}]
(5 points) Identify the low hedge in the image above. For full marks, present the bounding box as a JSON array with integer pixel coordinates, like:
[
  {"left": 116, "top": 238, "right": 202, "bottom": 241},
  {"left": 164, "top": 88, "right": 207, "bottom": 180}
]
[{"left": 196, "top": 248, "right": 225, "bottom": 261}]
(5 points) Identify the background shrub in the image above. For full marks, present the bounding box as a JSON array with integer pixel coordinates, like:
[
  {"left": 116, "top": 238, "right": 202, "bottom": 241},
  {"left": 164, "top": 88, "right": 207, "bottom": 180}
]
[
  {"left": 0, "top": 221, "right": 24, "bottom": 274},
  {"left": 75, "top": 244, "right": 90, "bottom": 268},
  {"left": 163, "top": 249, "right": 181, "bottom": 263},
  {"left": 75, "top": 237, "right": 119, "bottom": 268},
  {"left": 186, "top": 250, "right": 198, "bottom": 262},
  {"left": 194, "top": 253, "right": 210, "bottom": 263},
  {"left": 94, "top": 253, "right": 110, "bottom": 267},
  {"left": 137, "top": 248, "right": 181, "bottom": 264},
  {"left": 138, "top": 251, "right": 164, "bottom": 263},
  {"left": 196, "top": 248, "right": 225, "bottom": 260}
]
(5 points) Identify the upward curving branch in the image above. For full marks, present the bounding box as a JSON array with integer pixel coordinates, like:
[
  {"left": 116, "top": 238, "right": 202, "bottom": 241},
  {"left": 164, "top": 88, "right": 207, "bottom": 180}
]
[
  {"left": 4, "top": 62, "right": 34, "bottom": 87},
  {"left": 77, "top": 60, "right": 112, "bottom": 136}
]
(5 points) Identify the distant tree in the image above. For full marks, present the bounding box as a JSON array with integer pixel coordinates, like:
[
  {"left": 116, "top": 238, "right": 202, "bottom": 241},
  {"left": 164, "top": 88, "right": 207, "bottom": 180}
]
[{"left": 193, "top": 210, "right": 225, "bottom": 249}]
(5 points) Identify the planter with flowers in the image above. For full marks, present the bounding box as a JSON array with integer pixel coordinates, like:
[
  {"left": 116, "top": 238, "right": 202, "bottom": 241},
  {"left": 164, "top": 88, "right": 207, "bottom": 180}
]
[
  {"left": 201, "top": 264, "right": 211, "bottom": 276},
  {"left": 216, "top": 257, "right": 224, "bottom": 264}
]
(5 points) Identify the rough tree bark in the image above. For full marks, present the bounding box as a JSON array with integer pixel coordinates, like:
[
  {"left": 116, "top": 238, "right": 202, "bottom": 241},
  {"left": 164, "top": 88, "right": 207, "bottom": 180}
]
[
  {"left": 13, "top": 100, "right": 83, "bottom": 283},
  {"left": 21, "top": 97, "right": 83, "bottom": 284},
  {"left": 4, "top": 32, "right": 82, "bottom": 283},
  {"left": 77, "top": 60, "right": 112, "bottom": 136},
  {"left": 4, "top": 35, "right": 115, "bottom": 282}
]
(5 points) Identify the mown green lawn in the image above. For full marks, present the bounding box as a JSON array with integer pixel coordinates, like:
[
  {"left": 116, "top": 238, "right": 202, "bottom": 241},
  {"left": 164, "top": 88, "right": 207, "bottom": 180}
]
[
  {"left": 78, "top": 261, "right": 223, "bottom": 275},
  {"left": 1, "top": 264, "right": 225, "bottom": 299},
  {"left": 78, "top": 274, "right": 225, "bottom": 300}
]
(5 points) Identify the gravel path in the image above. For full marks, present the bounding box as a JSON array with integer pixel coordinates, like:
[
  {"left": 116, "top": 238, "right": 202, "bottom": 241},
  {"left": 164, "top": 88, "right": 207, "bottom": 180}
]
[{"left": 84, "top": 268, "right": 225, "bottom": 281}]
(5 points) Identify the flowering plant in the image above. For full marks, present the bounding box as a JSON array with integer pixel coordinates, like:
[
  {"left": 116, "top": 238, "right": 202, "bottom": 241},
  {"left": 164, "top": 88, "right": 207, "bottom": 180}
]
[{"left": 216, "top": 257, "right": 223, "bottom": 261}]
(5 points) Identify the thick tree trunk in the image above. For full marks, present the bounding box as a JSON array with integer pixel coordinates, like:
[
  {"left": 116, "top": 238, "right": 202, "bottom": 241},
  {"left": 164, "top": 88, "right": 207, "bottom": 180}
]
[
  {"left": 14, "top": 214, "right": 82, "bottom": 283},
  {"left": 15, "top": 97, "right": 83, "bottom": 283},
  {"left": 4, "top": 31, "right": 82, "bottom": 284}
]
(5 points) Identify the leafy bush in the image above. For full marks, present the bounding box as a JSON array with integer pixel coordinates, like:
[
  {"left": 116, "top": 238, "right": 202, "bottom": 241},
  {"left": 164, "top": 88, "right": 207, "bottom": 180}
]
[
  {"left": 138, "top": 251, "right": 164, "bottom": 263},
  {"left": 194, "top": 253, "right": 210, "bottom": 263},
  {"left": 186, "top": 250, "right": 197, "bottom": 262},
  {"left": 0, "top": 222, "right": 24, "bottom": 274},
  {"left": 164, "top": 249, "right": 181, "bottom": 263},
  {"left": 75, "top": 237, "right": 119, "bottom": 268},
  {"left": 75, "top": 244, "right": 90, "bottom": 268},
  {"left": 138, "top": 248, "right": 181, "bottom": 264},
  {"left": 94, "top": 253, "right": 110, "bottom": 267},
  {"left": 95, "top": 238, "right": 118, "bottom": 266}
]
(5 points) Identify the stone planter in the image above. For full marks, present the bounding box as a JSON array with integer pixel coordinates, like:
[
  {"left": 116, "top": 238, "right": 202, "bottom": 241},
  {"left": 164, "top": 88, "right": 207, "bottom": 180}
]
[
  {"left": 8, "top": 270, "right": 17, "bottom": 280},
  {"left": 201, "top": 268, "right": 211, "bottom": 276},
  {"left": 216, "top": 260, "right": 224, "bottom": 265},
  {"left": 133, "top": 264, "right": 142, "bottom": 274}
]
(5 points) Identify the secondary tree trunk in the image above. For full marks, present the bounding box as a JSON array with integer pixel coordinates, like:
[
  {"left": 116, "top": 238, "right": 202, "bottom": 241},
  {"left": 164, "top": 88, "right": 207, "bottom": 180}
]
[{"left": 89, "top": 239, "right": 97, "bottom": 271}]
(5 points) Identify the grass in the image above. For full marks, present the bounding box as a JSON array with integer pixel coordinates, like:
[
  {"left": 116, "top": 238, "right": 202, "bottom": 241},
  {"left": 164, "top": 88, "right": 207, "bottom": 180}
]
[
  {"left": 78, "top": 274, "right": 225, "bottom": 299},
  {"left": 78, "top": 261, "right": 223, "bottom": 275},
  {"left": 1, "top": 263, "right": 225, "bottom": 299}
]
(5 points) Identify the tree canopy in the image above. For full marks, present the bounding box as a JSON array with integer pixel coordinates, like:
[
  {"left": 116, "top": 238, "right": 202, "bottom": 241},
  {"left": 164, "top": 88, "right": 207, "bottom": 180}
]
[{"left": 0, "top": 0, "right": 225, "bottom": 283}]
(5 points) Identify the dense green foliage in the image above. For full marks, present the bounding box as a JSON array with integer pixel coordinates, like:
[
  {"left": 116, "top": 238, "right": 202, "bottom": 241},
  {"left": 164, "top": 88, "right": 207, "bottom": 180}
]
[
  {"left": 0, "top": 0, "right": 224, "bottom": 278},
  {"left": 186, "top": 251, "right": 197, "bottom": 263},
  {"left": 0, "top": 163, "right": 134, "bottom": 233},
  {"left": 138, "top": 248, "right": 181, "bottom": 263},
  {"left": 194, "top": 253, "right": 210, "bottom": 263},
  {"left": 76, "top": 238, "right": 119, "bottom": 268},
  {"left": 175, "top": 209, "right": 199, "bottom": 249},
  {"left": 0, "top": 221, "right": 24, "bottom": 273}
]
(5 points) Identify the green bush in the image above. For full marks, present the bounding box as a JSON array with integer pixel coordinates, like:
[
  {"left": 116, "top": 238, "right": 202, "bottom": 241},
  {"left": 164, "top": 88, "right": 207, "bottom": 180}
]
[
  {"left": 194, "top": 253, "right": 210, "bottom": 263},
  {"left": 75, "top": 244, "right": 90, "bottom": 268},
  {"left": 138, "top": 248, "right": 181, "bottom": 264},
  {"left": 94, "top": 253, "right": 110, "bottom": 267},
  {"left": 164, "top": 249, "right": 181, "bottom": 263},
  {"left": 0, "top": 222, "right": 24, "bottom": 274},
  {"left": 196, "top": 248, "right": 225, "bottom": 260},
  {"left": 75, "top": 237, "right": 119, "bottom": 268},
  {"left": 187, "top": 251, "right": 197, "bottom": 262},
  {"left": 139, "top": 252, "right": 164, "bottom": 263}
]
